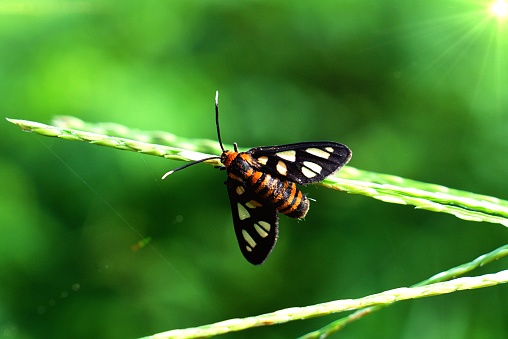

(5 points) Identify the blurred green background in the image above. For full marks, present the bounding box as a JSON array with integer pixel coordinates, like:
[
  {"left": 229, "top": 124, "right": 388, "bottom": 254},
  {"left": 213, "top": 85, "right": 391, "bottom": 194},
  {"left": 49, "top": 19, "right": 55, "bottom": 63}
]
[{"left": 1, "top": 1, "right": 507, "bottom": 338}]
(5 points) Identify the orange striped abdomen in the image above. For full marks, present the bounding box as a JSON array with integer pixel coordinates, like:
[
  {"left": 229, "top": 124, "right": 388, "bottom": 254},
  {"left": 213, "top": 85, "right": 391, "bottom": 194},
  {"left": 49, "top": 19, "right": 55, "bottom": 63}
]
[{"left": 249, "top": 171, "right": 309, "bottom": 219}]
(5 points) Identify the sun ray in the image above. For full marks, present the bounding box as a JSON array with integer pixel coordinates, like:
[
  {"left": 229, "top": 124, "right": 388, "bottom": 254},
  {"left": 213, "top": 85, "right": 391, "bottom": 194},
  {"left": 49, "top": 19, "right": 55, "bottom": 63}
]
[{"left": 489, "top": 0, "right": 508, "bottom": 20}]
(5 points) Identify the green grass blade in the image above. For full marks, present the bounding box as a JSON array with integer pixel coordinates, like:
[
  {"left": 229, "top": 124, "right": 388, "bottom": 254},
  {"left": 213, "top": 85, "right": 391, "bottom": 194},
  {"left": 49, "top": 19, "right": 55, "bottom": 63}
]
[
  {"left": 325, "top": 167, "right": 508, "bottom": 227},
  {"left": 6, "top": 117, "right": 222, "bottom": 166},
  {"left": 140, "top": 269, "right": 508, "bottom": 339},
  {"left": 298, "top": 244, "right": 508, "bottom": 339},
  {"left": 7, "top": 116, "right": 508, "bottom": 227}
]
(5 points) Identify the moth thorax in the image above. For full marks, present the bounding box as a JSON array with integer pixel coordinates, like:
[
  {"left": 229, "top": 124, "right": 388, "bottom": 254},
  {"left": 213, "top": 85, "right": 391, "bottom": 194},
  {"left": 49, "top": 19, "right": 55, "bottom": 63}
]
[
  {"left": 220, "top": 150, "right": 236, "bottom": 168},
  {"left": 226, "top": 153, "right": 255, "bottom": 175}
]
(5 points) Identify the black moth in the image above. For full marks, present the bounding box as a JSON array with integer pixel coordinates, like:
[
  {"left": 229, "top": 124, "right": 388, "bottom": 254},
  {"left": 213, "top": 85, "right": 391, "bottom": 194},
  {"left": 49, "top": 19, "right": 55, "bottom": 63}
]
[{"left": 163, "top": 92, "right": 352, "bottom": 264}]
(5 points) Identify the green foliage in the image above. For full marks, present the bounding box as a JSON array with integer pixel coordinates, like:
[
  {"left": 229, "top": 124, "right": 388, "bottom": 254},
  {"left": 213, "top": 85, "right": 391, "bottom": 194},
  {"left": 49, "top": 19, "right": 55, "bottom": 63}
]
[{"left": 1, "top": 1, "right": 507, "bottom": 338}]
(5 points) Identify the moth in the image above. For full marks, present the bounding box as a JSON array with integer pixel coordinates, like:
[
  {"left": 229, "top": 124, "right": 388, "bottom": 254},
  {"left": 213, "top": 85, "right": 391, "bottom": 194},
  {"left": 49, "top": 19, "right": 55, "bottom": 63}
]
[{"left": 163, "top": 92, "right": 352, "bottom": 265}]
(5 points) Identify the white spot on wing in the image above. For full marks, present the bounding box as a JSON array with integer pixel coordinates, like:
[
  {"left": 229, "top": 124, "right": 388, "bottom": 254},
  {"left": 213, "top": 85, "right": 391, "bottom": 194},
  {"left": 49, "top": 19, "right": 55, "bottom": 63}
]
[
  {"left": 301, "top": 166, "right": 317, "bottom": 178},
  {"left": 236, "top": 186, "right": 245, "bottom": 195},
  {"left": 303, "top": 161, "right": 322, "bottom": 174},
  {"left": 276, "top": 160, "right": 288, "bottom": 176},
  {"left": 257, "top": 156, "right": 268, "bottom": 165},
  {"left": 276, "top": 150, "right": 296, "bottom": 162},
  {"left": 254, "top": 223, "right": 269, "bottom": 238},
  {"left": 237, "top": 203, "right": 250, "bottom": 220},
  {"left": 306, "top": 147, "right": 331, "bottom": 159},
  {"left": 258, "top": 221, "right": 271, "bottom": 232},
  {"left": 325, "top": 147, "right": 334, "bottom": 152},
  {"left": 246, "top": 200, "right": 262, "bottom": 209},
  {"left": 242, "top": 230, "right": 256, "bottom": 248}
]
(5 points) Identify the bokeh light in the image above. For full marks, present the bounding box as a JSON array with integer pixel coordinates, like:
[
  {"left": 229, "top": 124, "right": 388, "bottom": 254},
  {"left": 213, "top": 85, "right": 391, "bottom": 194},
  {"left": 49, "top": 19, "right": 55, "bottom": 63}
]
[{"left": 489, "top": 0, "right": 508, "bottom": 20}]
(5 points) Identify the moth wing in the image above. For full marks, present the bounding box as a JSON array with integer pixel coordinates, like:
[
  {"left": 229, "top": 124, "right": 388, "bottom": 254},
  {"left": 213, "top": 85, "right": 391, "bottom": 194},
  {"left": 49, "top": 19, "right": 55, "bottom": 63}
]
[
  {"left": 248, "top": 141, "right": 352, "bottom": 185},
  {"left": 225, "top": 177, "right": 279, "bottom": 265}
]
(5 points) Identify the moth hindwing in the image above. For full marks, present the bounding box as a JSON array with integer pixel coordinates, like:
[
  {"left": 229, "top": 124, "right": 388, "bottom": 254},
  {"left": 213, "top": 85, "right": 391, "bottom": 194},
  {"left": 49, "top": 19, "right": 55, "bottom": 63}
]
[{"left": 225, "top": 178, "right": 278, "bottom": 265}]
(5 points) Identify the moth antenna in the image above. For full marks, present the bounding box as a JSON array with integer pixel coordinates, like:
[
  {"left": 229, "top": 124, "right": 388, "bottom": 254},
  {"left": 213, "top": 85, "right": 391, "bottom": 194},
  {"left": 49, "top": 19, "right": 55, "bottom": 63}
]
[
  {"left": 215, "top": 91, "right": 225, "bottom": 152},
  {"left": 161, "top": 156, "right": 220, "bottom": 180},
  {"left": 163, "top": 92, "right": 225, "bottom": 180}
]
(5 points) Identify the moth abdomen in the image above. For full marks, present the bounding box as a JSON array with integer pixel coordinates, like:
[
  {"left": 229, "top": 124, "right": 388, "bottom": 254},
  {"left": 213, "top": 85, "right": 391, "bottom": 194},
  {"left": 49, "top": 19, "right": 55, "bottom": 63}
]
[
  {"left": 245, "top": 169, "right": 309, "bottom": 219},
  {"left": 275, "top": 181, "right": 309, "bottom": 219}
]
